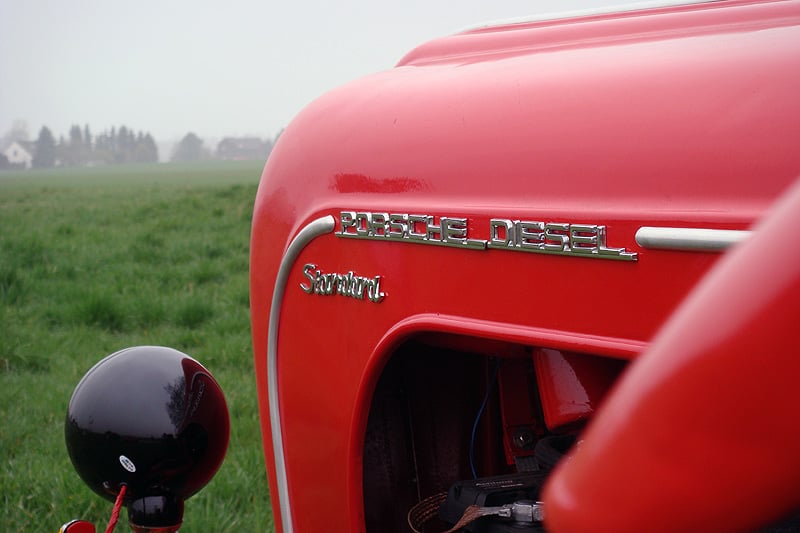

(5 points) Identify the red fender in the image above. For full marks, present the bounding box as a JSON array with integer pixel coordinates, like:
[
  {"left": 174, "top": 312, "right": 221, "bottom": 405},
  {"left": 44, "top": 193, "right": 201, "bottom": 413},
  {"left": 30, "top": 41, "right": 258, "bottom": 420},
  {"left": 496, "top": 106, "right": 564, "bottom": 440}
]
[{"left": 544, "top": 178, "right": 800, "bottom": 532}]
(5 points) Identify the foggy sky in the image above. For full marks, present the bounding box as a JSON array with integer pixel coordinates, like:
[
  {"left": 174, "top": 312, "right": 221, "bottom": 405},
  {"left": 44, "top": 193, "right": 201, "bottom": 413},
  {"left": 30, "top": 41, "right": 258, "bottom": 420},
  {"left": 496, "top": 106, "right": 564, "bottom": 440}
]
[{"left": 2, "top": 0, "right": 636, "bottom": 143}]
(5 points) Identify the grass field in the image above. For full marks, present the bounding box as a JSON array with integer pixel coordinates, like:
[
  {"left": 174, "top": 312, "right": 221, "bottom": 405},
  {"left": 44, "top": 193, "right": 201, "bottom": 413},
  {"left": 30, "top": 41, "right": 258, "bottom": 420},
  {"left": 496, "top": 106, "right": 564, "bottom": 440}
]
[{"left": 0, "top": 161, "right": 273, "bottom": 532}]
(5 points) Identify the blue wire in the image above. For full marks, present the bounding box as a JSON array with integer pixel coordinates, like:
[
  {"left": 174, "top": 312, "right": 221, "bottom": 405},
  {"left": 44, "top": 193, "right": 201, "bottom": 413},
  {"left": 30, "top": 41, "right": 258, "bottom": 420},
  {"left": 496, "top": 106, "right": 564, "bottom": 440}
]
[{"left": 469, "top": 358, "right": 501, "bottom": 479}]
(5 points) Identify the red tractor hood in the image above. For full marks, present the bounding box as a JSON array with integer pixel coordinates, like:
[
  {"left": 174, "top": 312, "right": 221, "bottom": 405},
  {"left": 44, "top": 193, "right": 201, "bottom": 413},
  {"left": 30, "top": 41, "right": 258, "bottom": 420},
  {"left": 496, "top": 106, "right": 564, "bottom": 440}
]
[{"left": 250, "top": 1, "right": 800, "bottom": 531}]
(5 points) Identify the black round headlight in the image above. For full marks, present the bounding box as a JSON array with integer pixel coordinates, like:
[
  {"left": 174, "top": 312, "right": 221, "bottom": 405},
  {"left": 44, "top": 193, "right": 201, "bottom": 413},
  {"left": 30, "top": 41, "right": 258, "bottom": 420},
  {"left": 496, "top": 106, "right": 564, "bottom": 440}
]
[{"left": 65, "top": 346, "right": 230, "bottom": 528}]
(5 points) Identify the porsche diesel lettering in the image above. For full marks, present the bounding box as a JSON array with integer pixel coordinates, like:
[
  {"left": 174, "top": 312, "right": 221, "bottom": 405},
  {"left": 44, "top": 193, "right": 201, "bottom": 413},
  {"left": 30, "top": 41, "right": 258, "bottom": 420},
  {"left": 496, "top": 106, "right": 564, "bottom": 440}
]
[
  {"left": 488, "top": 219, "right": 638, "bottom": 261},
  {"left": 339, "top": 210, "right": 486, "bottom": 249},
  {"left": 338, "top": 210, "right": 638, "bottom": 261}
]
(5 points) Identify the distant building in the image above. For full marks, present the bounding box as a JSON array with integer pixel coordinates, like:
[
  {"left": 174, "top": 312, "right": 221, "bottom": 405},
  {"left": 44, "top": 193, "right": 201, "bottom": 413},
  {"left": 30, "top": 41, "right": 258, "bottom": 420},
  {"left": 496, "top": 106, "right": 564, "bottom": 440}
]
[
  {"left": 2, "top": 140, "right": 35, "bottom": 169},
  {"left": 216, "top": 137, "right": 272, "bottom": 161}
]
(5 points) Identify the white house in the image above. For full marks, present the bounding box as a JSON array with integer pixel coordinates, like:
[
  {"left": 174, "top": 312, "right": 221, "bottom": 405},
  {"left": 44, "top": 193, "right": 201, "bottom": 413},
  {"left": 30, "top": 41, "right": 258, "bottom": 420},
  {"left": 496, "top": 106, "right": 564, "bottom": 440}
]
[{"left": 3, "top": 141, "right": 34, "bottom": 169}]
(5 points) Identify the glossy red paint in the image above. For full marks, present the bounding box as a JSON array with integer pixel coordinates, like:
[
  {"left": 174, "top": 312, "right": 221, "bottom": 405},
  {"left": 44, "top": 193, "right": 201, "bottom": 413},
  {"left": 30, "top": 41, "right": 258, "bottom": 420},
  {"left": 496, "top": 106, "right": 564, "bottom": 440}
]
[
  {"left": 497, "top": 357, "right": 539, "bottom": 466},
  {"left": 250, "top": 1, "right": 800, "bottom": 531},
  {"left": 59, "top": 520, "right": 96, "bottom": 533},
  {"left": 544, "top": 179, "right": 800, "bottom": 532},
  {"left": 533, "top": 349, "right": 626, "bottom": 432}
]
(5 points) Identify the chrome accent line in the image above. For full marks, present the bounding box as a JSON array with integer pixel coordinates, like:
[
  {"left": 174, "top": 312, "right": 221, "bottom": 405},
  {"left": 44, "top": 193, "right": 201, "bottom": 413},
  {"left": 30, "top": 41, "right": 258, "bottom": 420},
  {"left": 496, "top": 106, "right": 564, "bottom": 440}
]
[
  {"left": 635, "top": 226, "right": 750, "bottom": 251},
  {"left": 268, "top": 215, "right": 335, "bottom": 533}
]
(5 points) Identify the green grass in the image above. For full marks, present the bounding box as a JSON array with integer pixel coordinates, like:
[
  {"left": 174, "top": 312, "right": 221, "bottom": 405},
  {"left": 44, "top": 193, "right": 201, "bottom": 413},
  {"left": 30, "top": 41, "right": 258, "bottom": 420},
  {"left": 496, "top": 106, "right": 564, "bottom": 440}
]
[{"left": 0, "top": 161, "right": 273, "bottom": 532}]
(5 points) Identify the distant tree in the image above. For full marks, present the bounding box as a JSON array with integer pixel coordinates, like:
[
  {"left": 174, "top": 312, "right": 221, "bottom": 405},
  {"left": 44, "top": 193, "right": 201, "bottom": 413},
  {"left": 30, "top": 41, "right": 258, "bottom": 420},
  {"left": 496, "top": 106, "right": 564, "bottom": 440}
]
[
  {"left": 134, "top": 133, "right": 159, "bottom": 163},
  {"left": 56, "top": 135, "right": 68, "bottom": 165},
  {"left": 69, "top": 124, "right": 83, "bottom": 146},
  {"left": 83, "top": 124, "right": 92, "bottom": 148},
  {"left": 171, "top": 132, "right": 208, "bottom": 162},
  {"left": 33, "top": 124, "right": 160, "bottom": 167},
  {"left": 117, "top": 126, "right": 130, "bottom": 163},
  {"left": 33, "top": 126, "right": 56, "bottom": 168},
  {"left": 0, "top": 153, "right": 9, "bottom": 170},
  {"left": 83, "top": 124, "right": 93, "bottom": 161},
  {"left": 110, "top": 126, "right": 117, "bottom": 156},
  {"left": 64, "top": 124, "right": 85, "bottom": 166},
  {"left": 85, "top": 125, "right": 155, "bottom": 165},
  {"left": 93, "top": 131, "right": 112, "bottom": 164}
]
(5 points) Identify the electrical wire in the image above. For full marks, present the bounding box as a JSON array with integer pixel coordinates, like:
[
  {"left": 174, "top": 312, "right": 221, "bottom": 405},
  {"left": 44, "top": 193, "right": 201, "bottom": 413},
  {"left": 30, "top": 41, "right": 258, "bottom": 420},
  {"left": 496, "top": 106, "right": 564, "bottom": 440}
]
[
  {"left": 469, "top": 357, "right": 502, "bottom": 479},
  {"left": 104, "top": 484, "right": 127, "bottom": 533}
]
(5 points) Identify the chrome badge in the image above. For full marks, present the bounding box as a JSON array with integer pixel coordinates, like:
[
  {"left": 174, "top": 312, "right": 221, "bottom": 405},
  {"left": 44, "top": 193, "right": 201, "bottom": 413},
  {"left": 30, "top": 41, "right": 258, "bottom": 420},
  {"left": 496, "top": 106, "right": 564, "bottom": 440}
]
[
  {"left": 300, "top": 263, "right": 385, "bottom": 303},
  {"left": 336, "top": 211, "right": 637, "bottom": 261}
]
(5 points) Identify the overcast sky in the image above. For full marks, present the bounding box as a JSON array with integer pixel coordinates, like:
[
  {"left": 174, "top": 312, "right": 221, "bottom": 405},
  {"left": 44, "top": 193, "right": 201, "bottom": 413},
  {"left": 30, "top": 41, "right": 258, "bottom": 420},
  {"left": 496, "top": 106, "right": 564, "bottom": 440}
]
[{"left": 2, "top": 1, "right": 628, "bottom": 144}]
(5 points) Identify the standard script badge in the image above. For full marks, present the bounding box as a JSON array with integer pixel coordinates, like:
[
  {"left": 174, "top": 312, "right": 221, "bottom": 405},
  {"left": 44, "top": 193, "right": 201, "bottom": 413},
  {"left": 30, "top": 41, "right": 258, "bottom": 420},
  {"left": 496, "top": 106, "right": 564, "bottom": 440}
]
[
  {"left": 300, "top": 263, "right": 385, "bottom": 303},
  {"left": 336, "top": 211, "right": 637, "bottom": 261}
]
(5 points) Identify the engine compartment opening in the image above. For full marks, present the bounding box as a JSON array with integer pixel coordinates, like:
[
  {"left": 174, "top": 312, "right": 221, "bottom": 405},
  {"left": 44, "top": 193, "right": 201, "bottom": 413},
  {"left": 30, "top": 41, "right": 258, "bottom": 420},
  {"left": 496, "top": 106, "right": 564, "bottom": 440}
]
[{"left": 361, "top": 334, "right": 627, "bottom": 532}]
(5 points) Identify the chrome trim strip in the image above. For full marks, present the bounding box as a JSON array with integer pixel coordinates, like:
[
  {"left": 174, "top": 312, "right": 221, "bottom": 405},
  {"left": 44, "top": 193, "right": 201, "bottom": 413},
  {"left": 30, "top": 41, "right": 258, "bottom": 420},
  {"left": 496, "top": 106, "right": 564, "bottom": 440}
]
[
  {"left": 268, "top": 215, "right": 335, "bottom": 533},
  {"left": 635, "top": 226, "right": 750, "bottom": 251}
]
